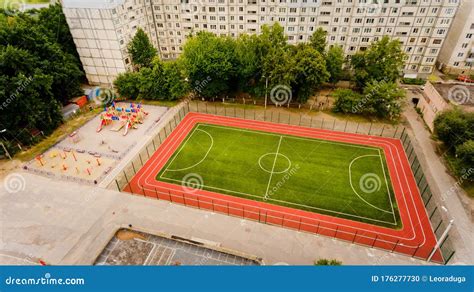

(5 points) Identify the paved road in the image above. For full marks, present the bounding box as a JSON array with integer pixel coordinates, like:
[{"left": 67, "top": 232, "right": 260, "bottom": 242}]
[
  {"left": 0, "top": 172, "right": 430, "bottom": 266},
  {"left": 402, "top": 92, "right": 473, "bottom": 265}
]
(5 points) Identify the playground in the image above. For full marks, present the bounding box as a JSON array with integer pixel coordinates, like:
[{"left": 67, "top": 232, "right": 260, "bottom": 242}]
[{"left": 25, "top": 102, "right": 168, "bottom": 184}]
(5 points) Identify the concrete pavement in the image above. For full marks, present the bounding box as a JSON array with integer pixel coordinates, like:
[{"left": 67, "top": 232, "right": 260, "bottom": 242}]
[{"left": 0, "top": 172, "right": 431, "bottom": 266}]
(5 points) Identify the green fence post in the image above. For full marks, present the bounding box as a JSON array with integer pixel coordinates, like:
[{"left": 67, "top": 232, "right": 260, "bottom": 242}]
[
  {"left": 429, "top": 205, "right": 437, "bottom": 219},
  {"left": 444, "top": 251, "right": 455, "bottom": 265},
  {"left": 115, "top": 179, "right": 121, "bottom": 192},
  {"left": 132, "top": 161, "right": 137, "bottom": 174}
]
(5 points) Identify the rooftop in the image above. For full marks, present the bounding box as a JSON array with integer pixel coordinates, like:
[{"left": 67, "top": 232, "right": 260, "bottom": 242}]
[{"left": 432, "top": 83, "right": 474, "bottom": 107}]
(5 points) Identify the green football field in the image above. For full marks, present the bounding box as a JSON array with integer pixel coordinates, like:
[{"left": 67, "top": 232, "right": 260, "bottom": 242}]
[{"left": 157, "top": 123, "right": 401, "bottom": 228}]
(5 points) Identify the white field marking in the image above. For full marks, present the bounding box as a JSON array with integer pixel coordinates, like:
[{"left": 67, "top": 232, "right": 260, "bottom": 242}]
[
  {"left": 258, "top": 152, "right": 292, "bottom": 174},
  {"left": 142, "top": 118, "right": 414, "bottom": 237},
  {"left": 158, "top": 176, "right": 397, "bottom": 225},
  {"left": 264, "top": 136, "right": 283, "bottom": 197},
  {"left": 201, "top": 123, "right": 379, "bottom": 152},
  {"left": 378, "top": 148, "right": 397, "bottom": 224},
  {"left": 159, "top": 124, "right": 202, "bottom": 175},
  {"left": 153, "top": 119, "right": 404, "bottom": 228},
  {"left": 164, "top": 128, "right": 214, "bottom": 172},
  {"left": 348, "top": 154, "right": 394, "bottom": 215},
  {"left": 137, "top": 115, "right": 426, "bottom": 246},
  {"left": 190, "top": 118, "right": 424, "bottom": 241}
]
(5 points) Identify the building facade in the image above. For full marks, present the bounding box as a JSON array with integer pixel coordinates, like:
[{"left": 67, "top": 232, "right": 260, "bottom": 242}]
[
  {"left": 62, "top": 0, "right": 460, "bottom": 85},
  {"left": 437, "top": 0, "right": 473, "bottom": 75}
]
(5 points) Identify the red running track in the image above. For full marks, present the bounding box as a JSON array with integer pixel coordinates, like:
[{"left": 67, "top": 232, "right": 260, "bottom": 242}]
[{"left": 125, "top": 112, "right": 443, "bottom": 263}]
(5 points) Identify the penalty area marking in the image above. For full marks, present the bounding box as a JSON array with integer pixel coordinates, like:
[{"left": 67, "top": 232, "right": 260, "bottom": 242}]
[
  {"left": 348, "top": 154, "right": 395, "bottom": 217},
  {"left": 164, "top": 127, "right": 214, "bottom": 173}
]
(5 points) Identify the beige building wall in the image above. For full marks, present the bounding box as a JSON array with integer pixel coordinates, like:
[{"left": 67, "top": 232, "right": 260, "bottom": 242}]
[
  {"left": 416, "top": 82, "right": 449, "bottom": 132},
  {"left": 437, "top": 0, "right": 474, "bottom": 75}
]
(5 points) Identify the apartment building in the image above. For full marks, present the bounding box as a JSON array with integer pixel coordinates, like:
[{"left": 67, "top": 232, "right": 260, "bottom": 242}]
[
  {"left": 437, "top": 0, "right": 473, "bottom": 75},
  {"left": 61, "top": 0, "right": 460, "bottom": 85}
]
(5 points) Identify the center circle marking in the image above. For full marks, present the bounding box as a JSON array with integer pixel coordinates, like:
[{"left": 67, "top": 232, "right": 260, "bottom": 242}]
[{"left": 258, "top": 153, "right": 292, "bottom": 174}]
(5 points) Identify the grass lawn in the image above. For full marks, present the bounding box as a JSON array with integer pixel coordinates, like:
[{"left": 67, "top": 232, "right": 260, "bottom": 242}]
[{"left": 157, "top": 123, "right": 401, "bottom": 228}]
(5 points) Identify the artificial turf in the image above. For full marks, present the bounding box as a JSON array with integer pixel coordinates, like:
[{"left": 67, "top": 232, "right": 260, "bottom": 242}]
[{"left": 157, "top": 123, "right": 401, "bottom": 228}]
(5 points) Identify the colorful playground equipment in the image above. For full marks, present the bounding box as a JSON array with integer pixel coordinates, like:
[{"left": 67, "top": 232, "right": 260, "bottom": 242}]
[{"left": 97, "top": 102, "right": 148, "bottom": 135}]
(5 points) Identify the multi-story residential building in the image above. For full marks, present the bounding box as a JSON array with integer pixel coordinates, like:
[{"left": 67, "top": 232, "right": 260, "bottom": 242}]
[
  {"left": 437, "top": 0, "right": 473, "bottom": 75},
  {"left": 61, "top": 0, "right": 460, "bottom": 86}
]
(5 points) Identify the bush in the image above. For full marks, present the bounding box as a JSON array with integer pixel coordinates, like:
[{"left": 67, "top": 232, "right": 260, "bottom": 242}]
[
  {"left": 332, "top": 89, "right": 363, "bottom": 114},
  {"left": 314, "top": 259, "right": 342, "bottom": 266},
  {"left": 456, "top": 140, "right": 474, "bottom": 171},
  {"left": 401, "top": 78, "right": 426, "bottom": 85},
  {"left": 434, "top": 109, "right": 474, "bottom": 151}
]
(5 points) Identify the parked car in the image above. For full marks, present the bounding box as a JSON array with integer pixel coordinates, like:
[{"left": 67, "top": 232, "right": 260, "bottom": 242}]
[{"left": 457, "top": 75, "right": 474, "bottom": 83}]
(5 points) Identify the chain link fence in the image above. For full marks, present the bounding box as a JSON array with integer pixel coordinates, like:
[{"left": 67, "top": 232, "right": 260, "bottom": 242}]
[{"left": 111, "top": 100, "right": 456, "bottom": 264}]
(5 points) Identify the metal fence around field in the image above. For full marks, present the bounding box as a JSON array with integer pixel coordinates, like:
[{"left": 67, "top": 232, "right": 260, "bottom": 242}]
[{"left": 111, "top": 100, "right": 456, "bottom": 265}]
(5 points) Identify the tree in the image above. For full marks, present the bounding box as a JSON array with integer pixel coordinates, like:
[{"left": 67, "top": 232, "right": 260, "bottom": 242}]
[
  {"left": 326, "top": 46, "right": 345, "bottom": 86},
  {"left": 127, "top": 28, "right": 157, "bottom": 70},
  {"left": 162, "top": 61, "right": 188, "bottom": 100},
  {"left": 434, "top": 109, "right": 474, "bottom": 151},
  {"left": 182, "top": 31, "right": 237, "bottom": 98},
  {"left": 291, "top": 44, "right": 329, "bottom": 102},
  {"left": 257, "top": 23, "right": 295, "bottom": 97},
  {"left": 37, "top": 4, "right": 83, "bottom": 70},
  {"left": 332, "top": 89, "right": 363, "bottom": 114},
  {"left": 114, "top": 59, "right": 187, "bottom": 101},
  {"left": 361, "top": 80, "right": 405, "bottom": 119},
  {"left": 351, "top": 36, "right": 405, "bottom": 89},
  {"left": 309, "top": 27, "right": 327, "bottom": 55},
  {"left": 114, "top": 71, "right": 141, "bottom": 99},
  {"left": 0, "top": 6, "right": 84, "bottom": 152},
  {"left": 456, "top": 140, "right": 474, "bottom": 169},
  {"left": 234, "top": 34, "right": 259, "bottom": 92},
  {"left": 314, "top": 259, "right": 342, "bottom": 266}
]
